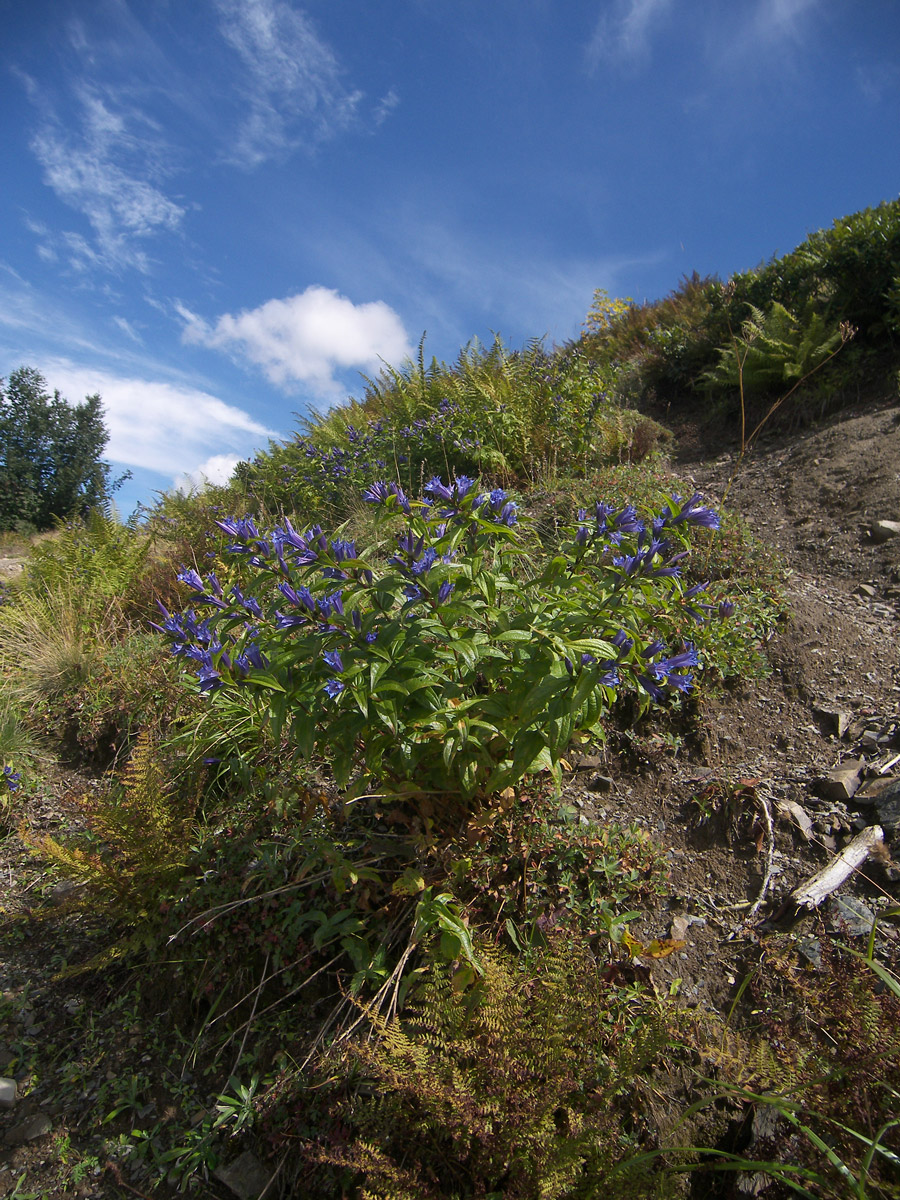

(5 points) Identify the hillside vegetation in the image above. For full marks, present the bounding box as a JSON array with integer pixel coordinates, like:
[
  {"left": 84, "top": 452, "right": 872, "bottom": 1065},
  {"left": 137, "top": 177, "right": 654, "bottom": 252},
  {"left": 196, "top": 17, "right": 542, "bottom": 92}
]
[{"left": 2, "top": 198, "right": 900, "bottom": 1199}]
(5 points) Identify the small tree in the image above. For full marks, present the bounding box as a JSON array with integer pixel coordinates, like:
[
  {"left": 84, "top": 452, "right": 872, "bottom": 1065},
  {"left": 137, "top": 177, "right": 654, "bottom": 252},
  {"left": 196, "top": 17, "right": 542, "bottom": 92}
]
[{"left": 0, "top": 367, "right": 119, "bottom": 532}]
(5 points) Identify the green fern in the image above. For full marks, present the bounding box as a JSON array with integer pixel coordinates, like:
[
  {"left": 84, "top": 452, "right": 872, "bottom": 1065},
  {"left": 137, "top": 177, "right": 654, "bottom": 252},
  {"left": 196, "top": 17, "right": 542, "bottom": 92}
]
[
  {"left": 25, "top": 508, "right": 152, "bottom": 618},
  {"left": 325, "top": 935, "right": 676, "bottom": 1199},
  {"left": 26, "top": 731, "right": 194, "bottom": 920},
  {"left": 703, "top": 301, "right": 843, "bottom": 395}
]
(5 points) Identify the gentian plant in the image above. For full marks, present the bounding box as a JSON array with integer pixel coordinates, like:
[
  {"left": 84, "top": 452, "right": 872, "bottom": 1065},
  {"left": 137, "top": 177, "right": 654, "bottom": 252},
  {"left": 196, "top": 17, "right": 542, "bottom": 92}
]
[{"left": 154, "top": 478, "right": 733, "bottom": 804}]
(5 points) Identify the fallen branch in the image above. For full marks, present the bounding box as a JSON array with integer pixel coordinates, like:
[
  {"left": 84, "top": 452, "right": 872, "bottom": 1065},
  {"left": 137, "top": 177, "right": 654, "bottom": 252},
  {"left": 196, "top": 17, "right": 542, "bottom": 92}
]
[{"left": 764, "top": 825, "right": 886, "bottom": 925}]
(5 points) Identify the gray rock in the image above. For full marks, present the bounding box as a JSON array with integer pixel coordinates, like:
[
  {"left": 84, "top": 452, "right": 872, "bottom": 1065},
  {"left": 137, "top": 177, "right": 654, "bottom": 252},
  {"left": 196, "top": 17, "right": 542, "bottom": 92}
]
[
  {"left": 855, "top": 583, "right": 877, "bottom": 598},
  {"left": 0, "top": 558, "right": 24, "bottom": 580},
  {"left": 213, "top": 1151, "right": 271, "bottom": 1200},
  {"left": 3, "top": 1113, "right": 53, "bottom": 1144},
  {"left": 587, "top": 773, "right": 614, "bottom": 793},
  {"left": 815, "top": 760, "right": 864, "bottom": 803},
  {"left": 828, "top": 895, "right": 875, "bottom": 937},
  {"left": 875, "top": 795, "right": 900, "bottom": 833},
  {"left": 813, "top": 707, "right": 852, "bottom": 739},
  {"left": 854, "top": 776, "right": 899, "bottom": 806},
  {"left": 797, "top": 937, "right": 822, "bottom": 969},
  {"left": 0, "top": 1077, "right": 17, "bottom": 1109},
  {"left": 869, "top": 520, "right": 900, "bottom": 544},
  {"left": 49, "top": 879, "right": 83, "bottom": 906}
]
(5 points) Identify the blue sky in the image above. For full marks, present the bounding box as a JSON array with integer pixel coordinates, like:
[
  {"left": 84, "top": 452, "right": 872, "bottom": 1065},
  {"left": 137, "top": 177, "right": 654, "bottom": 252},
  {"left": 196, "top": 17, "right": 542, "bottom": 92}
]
[{"left": 1, "top": 0, "right": 898, "bottom": 517}]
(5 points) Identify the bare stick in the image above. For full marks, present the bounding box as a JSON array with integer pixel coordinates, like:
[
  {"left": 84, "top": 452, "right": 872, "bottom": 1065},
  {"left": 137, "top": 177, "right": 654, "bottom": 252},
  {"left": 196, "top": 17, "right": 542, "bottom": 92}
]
[
  {"left": 748, "top": 793, "right": 776, "bottom": 917},
  {"left": 788, "top": 825, "right": 886, "bottom": 910}
]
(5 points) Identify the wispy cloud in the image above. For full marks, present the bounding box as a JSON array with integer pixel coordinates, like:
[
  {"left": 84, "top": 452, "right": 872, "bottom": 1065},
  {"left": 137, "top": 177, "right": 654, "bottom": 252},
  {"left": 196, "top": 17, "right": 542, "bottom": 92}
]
[
  {"left": 180, "top": 286, "right": 414, "bottom": 398},
  {"left": 586, "top": 0, "right": 672, "bottom": 71},
  {"left": 34, "top": 361, "right": 275, "bottom": 487},
  {"left": 703, "top": 0, "right": 823, "bottom": 77},
  {"left": 749, "top": 0, "right": 820, "bottom": 46},
  {"left": 26, "top": 80, "right": 185, "bottom": 272},
  {"left": 213, "top": 0, "right": 364, "bottom": 166},
  {"left": 373, "top": 89, "right": 401, "bottom": 127}
]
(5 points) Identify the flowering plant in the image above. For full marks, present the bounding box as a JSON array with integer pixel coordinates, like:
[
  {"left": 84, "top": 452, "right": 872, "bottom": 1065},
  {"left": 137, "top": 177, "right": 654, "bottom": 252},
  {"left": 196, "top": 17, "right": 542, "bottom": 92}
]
[{"left": 154, "top": 478, "right": 731, "bottom": 803}]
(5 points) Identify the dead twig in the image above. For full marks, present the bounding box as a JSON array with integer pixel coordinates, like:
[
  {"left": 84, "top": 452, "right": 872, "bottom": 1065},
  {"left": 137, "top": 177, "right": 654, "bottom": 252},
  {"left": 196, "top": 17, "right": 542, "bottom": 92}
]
[{"left": 748, "top": 792, "right": 776, "bottom": 917}]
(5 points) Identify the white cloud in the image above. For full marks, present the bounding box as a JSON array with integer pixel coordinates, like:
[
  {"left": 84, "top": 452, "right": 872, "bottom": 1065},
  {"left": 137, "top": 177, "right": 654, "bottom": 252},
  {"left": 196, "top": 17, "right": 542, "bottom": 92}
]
[
  {"left": 213, "top": 0, "right": 364, "bottom": 165},
  {"left": 28, "top": 83, "right": 184, "bottom": 272},
  {"left": 587, "top": 0, "right": 672, "bottom": 70},
  {"left": 33, "top": 361, "right": 275, "bottom": 481},
  {"left": 174, "top": 453, "right": 243, "bottom": 494},
  {"left": 703, "top": 0, "right": 822, "bottom": 76},
  {"left": 181, "top": 286, "right": 414, "bottom": 397}
]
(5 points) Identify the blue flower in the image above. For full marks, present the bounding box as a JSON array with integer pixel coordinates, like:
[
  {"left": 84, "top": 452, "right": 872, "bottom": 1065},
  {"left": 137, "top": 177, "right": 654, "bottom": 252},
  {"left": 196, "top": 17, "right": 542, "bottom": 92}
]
[
  {"left": 411, "top": 548, "right": 438, "bottom": 577},
  {"left": 637, "top": 674, "right": 665, "bottom": 702},
  {"left": 322, "top": 649, "right": 344, "bottom": 673},
  {"left": 670, "top": 493, "right": 720, "bottom": 530},
  {"left": 683, "top": 580, "right": 710, "bottom": 600},
  {"left": 659, "top": 645, "right": 700, "bottom": 673},
  {"left": 362, "top": 481, "right": 411, "bottom": 513},
  {"left": 177, "top": 567, "right": 206, "bottom": 593},
  {"left": 279, "top": 582, "right": 316, "bottom": 612},
  {"left": 437, "top": 580, "right": 455, "bottom": 604},
  {"left": 3, "top": 765, "right": 20, "bottom": 793},
  {"left": 318, "top": 590, "right": 344, "bottom": 618},
  {"left": 275, "top": 612, "right": 308, "bottom": 630},
  {"left": 611, "top": 629, "right": 633, "bottom": 654},
  {"left": 330, "top": 539, "right": 357, "bottom": 562},
  {"left": 323, "top": 678, "right": 345, "bottom": 698},
  {"left": 424, "top": 476, "right": 454, "bottom": 503}
]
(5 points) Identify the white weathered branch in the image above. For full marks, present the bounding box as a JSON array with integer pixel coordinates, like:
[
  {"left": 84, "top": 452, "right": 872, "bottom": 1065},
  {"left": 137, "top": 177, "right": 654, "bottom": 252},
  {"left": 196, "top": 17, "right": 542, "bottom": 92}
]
[{"left": 787, "top": 824, "right": 885, "bottom": 910}]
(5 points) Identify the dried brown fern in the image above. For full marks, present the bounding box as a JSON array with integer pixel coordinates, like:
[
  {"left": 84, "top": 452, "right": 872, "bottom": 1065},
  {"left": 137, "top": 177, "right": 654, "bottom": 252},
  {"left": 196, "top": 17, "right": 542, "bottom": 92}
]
[
  {"left": 319, "top": 935, "right": 679, "bottom": 1199},
  {"left": 26, "top": 730, "right": 195, "bottom": 920}
]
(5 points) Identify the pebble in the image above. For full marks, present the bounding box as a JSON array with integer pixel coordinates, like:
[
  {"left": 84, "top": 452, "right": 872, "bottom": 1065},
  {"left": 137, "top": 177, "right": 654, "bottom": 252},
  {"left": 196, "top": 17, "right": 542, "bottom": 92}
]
[
  {"left": 869, "top": 520, "right": 900, "bottom": 544},
  {"left": 0, "top": 1077, "right": 16, "bottom": 1109}
]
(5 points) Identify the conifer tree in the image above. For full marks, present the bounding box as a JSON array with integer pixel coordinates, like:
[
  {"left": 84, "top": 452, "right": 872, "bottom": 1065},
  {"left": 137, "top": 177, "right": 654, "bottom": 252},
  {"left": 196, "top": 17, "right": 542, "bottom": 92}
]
[{"left": 0, "top": 366, "right": 120, "bottom": 531}]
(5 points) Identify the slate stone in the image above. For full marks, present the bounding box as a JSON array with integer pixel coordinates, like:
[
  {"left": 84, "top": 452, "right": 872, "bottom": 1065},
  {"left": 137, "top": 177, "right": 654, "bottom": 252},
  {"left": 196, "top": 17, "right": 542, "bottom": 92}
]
[
  {"left": 854, "top": 776, "right": 900, "bottom": 806},
  {"left": 587, "top": 773, "right": 614, "bottom": 792},
  {"left": 0, "top": 1077, "right": 17, "bottom": 1109},
  {"left": 213, "top": 1151, "right": 271, "bottom": 1200},
  {"left": 813, "top": 707, "right": 852, "bottom": 739},
  {"left": 3, "top": 1113, "right": 52, "bottom": 1144},
  {"left": 797, "top": 937, "right": 822, "bottom": 969},
  {"left": 815, "top": 760, "right": 863, "bottom": 802},
  {"left": 827, "top": 895, "right": 875, "bottom": 937},
  {"left": 875, "top": 795, "right": 900, "bottom": 833}
]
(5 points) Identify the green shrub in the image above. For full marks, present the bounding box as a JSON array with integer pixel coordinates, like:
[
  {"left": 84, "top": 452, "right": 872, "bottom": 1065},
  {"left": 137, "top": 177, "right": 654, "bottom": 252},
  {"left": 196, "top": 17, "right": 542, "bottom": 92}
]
[
  {"left": 24, "top": 509, "right": 152, "bottom": 617},
  {"left": 25, "top": 732, "right": 195, "bottom": 925},
  {"left": 235, "top": 338, "right": 668, "bottom": 526},
  {"left": 154, "top": 477, "right": 738, "bottom": 808}
]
